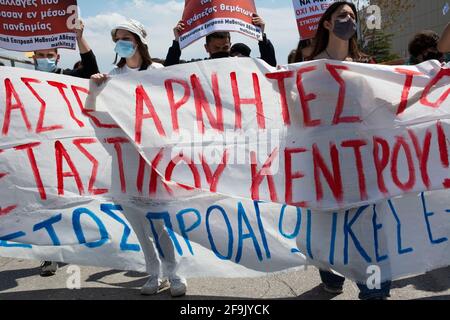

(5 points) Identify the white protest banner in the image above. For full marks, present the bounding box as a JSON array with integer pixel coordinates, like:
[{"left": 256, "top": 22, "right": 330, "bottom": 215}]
[
  {"left": 179, "top": 0, "right": 262, "bottom": 49},
  {"left": 1, "top": 63, "right": 450, "bottom": 283},
  {"left": 292, "top": 0, "right": 335, "bottom": 40},
  {"left": 0, "top": 66, "right": 304, "bottom": 277},
  {"left": 0, "top": 0, "right": 78, "bottom": 52},
  {"left": 92, "top": 58, "right": 450, "bottom": 211},
  {"left": 2, "top": 186, "right": 450, "bottom": 283}
]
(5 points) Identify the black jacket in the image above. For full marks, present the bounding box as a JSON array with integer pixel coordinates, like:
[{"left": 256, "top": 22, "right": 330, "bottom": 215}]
[
  {"left": 164, "top": 33, "right": 277, "bottom": 67},
  {"left": 258, "top": 33, "right": 277, "bottom": 67},
  {"left": 54, "top": 50, "right": 100, "bottom": 79},
  {"left": 165, "top": 41, "right": 182, "bottom": 67}
]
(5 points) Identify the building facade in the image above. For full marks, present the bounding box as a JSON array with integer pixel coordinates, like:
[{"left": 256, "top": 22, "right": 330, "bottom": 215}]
[{"left": 387, "top": 0, "right": 449, "bottom": 59}]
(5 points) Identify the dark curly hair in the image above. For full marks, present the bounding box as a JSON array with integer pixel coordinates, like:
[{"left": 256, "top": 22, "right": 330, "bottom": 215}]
[{"left": 408, "top": 30, "right": 440, "bottom": 58}]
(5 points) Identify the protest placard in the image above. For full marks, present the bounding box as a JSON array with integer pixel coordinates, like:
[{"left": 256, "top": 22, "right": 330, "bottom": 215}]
[
  {"left": 179, "top": 0, "right": 262, "bottom": 49},
  {"left": 292, "top": 0, "right": 335, "bottom": 40},
  {"left": 0, "top": 0, "right": 78, "bottom": 52}
]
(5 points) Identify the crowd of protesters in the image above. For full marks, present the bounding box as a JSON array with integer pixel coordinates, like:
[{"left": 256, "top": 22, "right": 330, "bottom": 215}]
[{"left": 1, "top": 0, "right": 450, "bottom": 300}]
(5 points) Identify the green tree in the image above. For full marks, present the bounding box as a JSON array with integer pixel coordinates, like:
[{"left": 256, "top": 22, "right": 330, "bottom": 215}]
[
  {"left": 361, "top": 29, "right": 399, "bottom": 62},
  {"left": 352, "top": 0, "right": 415, "bottom": 62}
]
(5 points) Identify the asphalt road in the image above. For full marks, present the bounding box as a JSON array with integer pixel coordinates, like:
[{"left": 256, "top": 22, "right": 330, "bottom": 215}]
[{"left": 1, "top": 257, "right": 450, "bottom": 301}]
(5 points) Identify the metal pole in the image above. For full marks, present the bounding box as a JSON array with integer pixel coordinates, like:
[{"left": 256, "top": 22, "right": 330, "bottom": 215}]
[{"left": 0, "top": 55, "right": 33, "bottom": 67}]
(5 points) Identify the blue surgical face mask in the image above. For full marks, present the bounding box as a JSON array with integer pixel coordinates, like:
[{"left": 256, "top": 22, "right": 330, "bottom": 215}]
[
  {"left": 35, "top": 58, "right": 57, "bottom": 72},
  {"left": 114, "top": 40, "right": 137, "bottom": 58}
]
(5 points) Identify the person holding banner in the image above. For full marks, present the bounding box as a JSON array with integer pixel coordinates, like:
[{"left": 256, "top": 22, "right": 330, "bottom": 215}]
[
  {"left": 90, "top": 19, "right": 187, "bottom": 298},
  {"left": 166, "top": 13, "right": 277, "bottom": 67},
  {"left": 308, "top": 1, "right": 372, "bottom": 63},
  {"left": 306, "top": 1, "right": 391, "bottom": 300},
  {"left": 32, "top": 21, "right": 99, "bottom": 78},
  {"left": 109, "top": 19, "right": 164, "bottom": 74},
  {"left": 33, "top": 19, "right": 100, "bottom": 277}
]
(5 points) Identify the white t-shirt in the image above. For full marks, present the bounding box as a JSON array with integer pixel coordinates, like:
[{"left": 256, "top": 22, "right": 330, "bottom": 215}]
[
  {"left": 109, "top": 62, "right": 164, "bottom": 76},
  {"left": 86, "top": 62, "right": 164, "bottom": 111}
]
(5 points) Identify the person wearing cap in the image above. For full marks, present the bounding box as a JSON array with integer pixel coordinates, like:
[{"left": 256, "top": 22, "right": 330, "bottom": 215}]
[
  {"left": 32, "top": 20, "right": 99, "bottom": 78},
  {"left": 90, "top": 19, "right": 188, "bottom": 298},
  {"left": 91, "top": 19, "right": 163, "bottom": 83},
  {"left": 166, "top": 13, "right": 277, "bottom": 67},
  {"left": 91, "top": 19, "right": 163, "bottom": 86},
  {"left": 230, "top": 43, "right": 252, "bottom": 57}
]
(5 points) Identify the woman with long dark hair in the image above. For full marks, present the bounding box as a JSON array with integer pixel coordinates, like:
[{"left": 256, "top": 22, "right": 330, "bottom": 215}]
[
  {"left": 308, "top": 1, "right": 372, "bottom": 63},
  {"left": 305, "top": 1, "right": 389, "bottom": 300}
]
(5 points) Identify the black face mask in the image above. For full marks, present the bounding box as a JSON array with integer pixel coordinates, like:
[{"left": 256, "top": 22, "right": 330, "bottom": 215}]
[
  {"left": 424, "top": 51, "right": 443, "bottom": 62},
  {"left": 333, "top": 18, "right": 357, "bottom": 41},
  {"left": 210, "top": 51, "right": 230, "bottom": 59}
]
